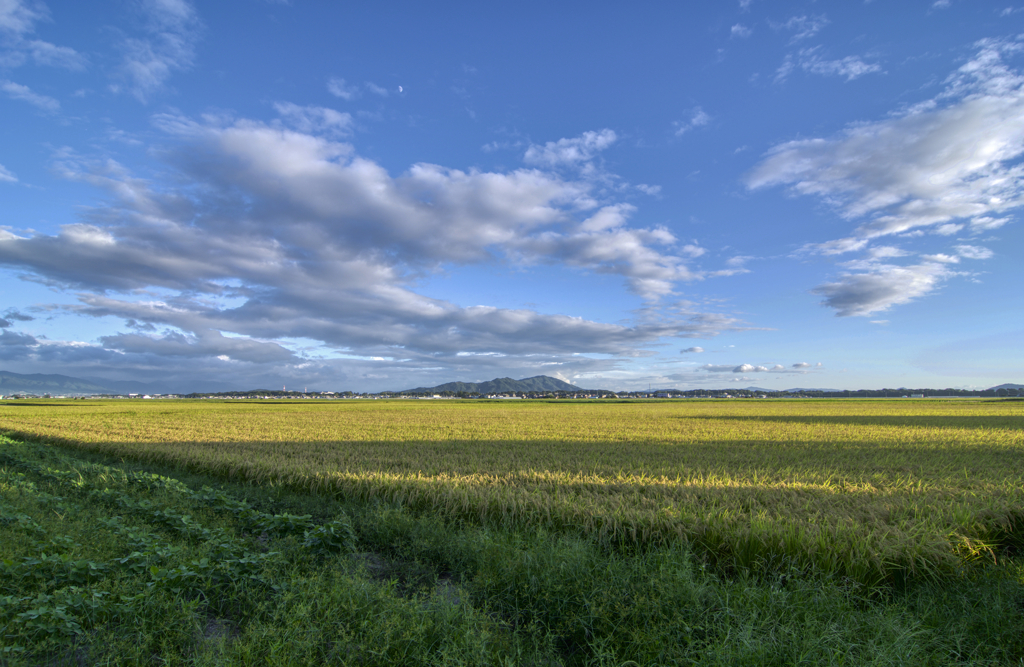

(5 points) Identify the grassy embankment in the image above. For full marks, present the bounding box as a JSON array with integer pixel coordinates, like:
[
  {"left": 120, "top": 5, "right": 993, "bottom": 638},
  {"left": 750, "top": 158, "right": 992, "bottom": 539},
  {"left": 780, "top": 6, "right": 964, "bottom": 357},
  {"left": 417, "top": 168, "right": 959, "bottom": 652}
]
[{"left": 1, "top": 398, "right": 1022, "bottom": 664}]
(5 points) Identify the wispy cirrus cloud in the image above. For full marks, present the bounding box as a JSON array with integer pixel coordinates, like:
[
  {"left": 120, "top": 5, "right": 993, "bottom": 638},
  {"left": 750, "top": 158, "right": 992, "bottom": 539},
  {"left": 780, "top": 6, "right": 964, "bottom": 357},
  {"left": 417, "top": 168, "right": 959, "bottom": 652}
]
[
  {"left": 771, "top": 15, "right": 829, "bottom": 43},
  {"left": 272, "top": 102, "right": 354, "bottom": 138},
  {"left": 0, "top": 0, "right": 44, "bottom": 34},
  {"left": 731, "top": 24, "right": 752, "bottom": 39},
  {"left": 326, "top": 77, "right": 359, "bottom": 100},
  {"left": 115, "top": 0, "right": 201, "bottom": 102},
  {"left": 673, "top": 108, "right": 711, "bottom": 136},
  {"left": 0, "top": 78, "right": 58, "bottom": 111},
  {"left": 776, "top": 46, "right": 882, "bottom": 83}
]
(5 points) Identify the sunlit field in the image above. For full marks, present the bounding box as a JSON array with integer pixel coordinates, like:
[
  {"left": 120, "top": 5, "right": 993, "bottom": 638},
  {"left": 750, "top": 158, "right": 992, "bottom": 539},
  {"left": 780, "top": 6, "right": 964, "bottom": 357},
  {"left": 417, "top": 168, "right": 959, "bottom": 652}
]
[
  {"left": 3, "top": 398, "right": 1023, "bottom": 664},
  {"left": 2, "top": 398, "right": 1021, "bottom": 586}
]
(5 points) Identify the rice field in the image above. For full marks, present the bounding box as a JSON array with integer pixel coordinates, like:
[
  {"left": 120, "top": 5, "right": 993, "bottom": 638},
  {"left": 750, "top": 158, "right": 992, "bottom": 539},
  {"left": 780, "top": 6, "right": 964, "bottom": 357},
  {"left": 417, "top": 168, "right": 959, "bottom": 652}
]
[{"left": 1, "top": 398, "right": 1022, "bottom": 586}]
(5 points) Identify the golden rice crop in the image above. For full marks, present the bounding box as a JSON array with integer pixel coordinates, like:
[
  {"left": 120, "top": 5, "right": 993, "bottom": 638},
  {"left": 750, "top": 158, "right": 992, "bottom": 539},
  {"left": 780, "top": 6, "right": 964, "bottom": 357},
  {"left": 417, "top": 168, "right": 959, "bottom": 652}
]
[{"left": 1, "top": 398, "right": 1021, "bottom": 585}]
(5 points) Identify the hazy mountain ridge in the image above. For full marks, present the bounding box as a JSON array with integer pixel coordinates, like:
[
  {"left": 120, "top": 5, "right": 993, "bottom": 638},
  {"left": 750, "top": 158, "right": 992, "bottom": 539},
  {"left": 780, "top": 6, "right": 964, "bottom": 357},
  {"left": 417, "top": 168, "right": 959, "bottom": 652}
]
[
  {"left": 0, "top": 371, "right": 112, "bottom": 394},
  {"left": 0, "top": 369, "right": 1019, "bottom": 396},
  {"left": 0, "top": 370, "right": 235, "bottom": 395}
]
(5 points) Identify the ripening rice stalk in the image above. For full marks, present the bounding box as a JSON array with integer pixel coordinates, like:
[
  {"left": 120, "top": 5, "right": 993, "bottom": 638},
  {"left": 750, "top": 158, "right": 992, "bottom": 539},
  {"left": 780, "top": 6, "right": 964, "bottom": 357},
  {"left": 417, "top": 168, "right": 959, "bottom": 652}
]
[{"left": 1, "top": 398, "right": 1021, "bottom": 585}]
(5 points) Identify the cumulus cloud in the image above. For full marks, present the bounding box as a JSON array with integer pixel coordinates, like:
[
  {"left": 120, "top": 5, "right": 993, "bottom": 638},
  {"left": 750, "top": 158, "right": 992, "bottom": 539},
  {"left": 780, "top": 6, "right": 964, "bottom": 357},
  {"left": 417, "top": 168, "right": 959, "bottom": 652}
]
[
  {"left": 0, "top": 79, "right": 58, "bottom": 111},
  {"left": 731, "top": 24, "right": 752, "bottom": 38},
  {"left": 0, "top": 114, "right": 739, "bottom": 376},
  {"left": 681, "top": 346, "right": 704, "bottom": 354},
  {"left": 0, "top": 309, "right": 33, "bottom": 325},
  {"left": 116, "top": 0, "right": 201, "bottom": 102},
  {"left": 100, "top": 330, "right": 299, "bottom": 364},
  {"left": 752, "top": 39, "right": 1024, "bottom": 245},
  {"left": 955, "top": 244, "right": 994, "bottom": 259},
  {"left": 811, "top": 261, "right": 953, "bottom": 317},
  {"left": 673, "top": 108, "right": 711, "bottom": 136},
  {"left": 513, "top": 204, "right": 701, "bottom": 297},
  {"left": 751, "top": 38, "right": 1024, "bottom": 316},
  {"left": 0, "top": 328, "right": 37, "bottom": 347},
  {"left": 524, "top": 129, "right": 617, "bottom": 169},
  {"left": 698, "top": 361, "right": 811, "bottom": 374}
]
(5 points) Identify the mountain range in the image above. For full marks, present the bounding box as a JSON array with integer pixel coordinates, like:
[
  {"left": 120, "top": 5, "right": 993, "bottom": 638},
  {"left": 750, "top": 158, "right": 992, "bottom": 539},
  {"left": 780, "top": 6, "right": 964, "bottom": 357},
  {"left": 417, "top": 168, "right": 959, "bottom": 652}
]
[
  {"left": 0, "top": 369, "right": 1020, "bottom": 396},
  {"left": 400, "top": 375, "right": 585, "bottom": 394}
]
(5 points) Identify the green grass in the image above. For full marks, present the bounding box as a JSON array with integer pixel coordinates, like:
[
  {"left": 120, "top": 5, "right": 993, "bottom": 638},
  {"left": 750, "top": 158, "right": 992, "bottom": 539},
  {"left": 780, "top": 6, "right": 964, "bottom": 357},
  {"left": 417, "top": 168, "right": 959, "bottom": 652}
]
[{"left": 2, "top": 434, "right": 1023, "bottom": 665}]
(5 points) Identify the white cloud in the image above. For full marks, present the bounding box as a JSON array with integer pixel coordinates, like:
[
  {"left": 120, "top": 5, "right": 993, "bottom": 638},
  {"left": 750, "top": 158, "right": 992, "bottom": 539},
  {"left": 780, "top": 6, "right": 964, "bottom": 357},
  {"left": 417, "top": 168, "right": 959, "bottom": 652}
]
[
  {"left": 512, "top": 203, "right": 700, "bottom": 298},
  {"left": 327, "top": 77, "right": 359, "bottom": 100},
  {"left": 750, "top": 36, "right": 1024, "bottom": 311},
  {"left": 366, "top": 82, "right": 389, "bottom": 97},
  {"left": 681, "top": 346, "right": 704, "bottom": 354},
  {"left": 800, "top": 51, "right": 881, "bottom": 81},
  {"left": 731, "top": 24, "right": 752, "bottom": 38},
  {"left": 792, "top": 362, "right": 810, "bottom": 368},
  {"left": 524, "top": 129, "right": 617, "bottom": 169},
  {"left": 933, "top": 222, "right": 964, "bottom": 235},
  {"left": 698, "top": 362, "right": 808, "bottom": 374},
  {"left": 772, "top": 15, "right": 829, "bottom": 42},
  {"left": 0, "top": 115, "right": 738, "bottom": 371},
  {"left": 674, "top": 108, "right": 711, "bottom": 136},
  {"left": 0, "top": 163, "right": 16, "bottom": 182},
  {"left": 0, "top": 79, "right": 58, "bottom": 111},
  {"left": 0, "top": 0, "right": 43, "bottom": 35},
  {"left": 116, "top": 0, "right": 201, "bottom": 102},
  {"left": 776, "top": 46, "right": 881, "bottom": 82},
  {"left": 920, "top": 253, "right": 960, "bottom": 264},
  {"left": 273, "top": 102, "right": 353, "bottom": 138},
  {"left": 866, "top": 246, "right": 908, "bottom": 259},
  {"left": 27, "top": 39, "right": 86, "bottom": 70},
  {"left": 0, "top": 1, "right": 87, "bottom": 73},
  {"left": 811, "top": 261, "right": 953, "bottom": 317},
  {"left": 955, "top": 244, "right": 994, "bottom": 259}
]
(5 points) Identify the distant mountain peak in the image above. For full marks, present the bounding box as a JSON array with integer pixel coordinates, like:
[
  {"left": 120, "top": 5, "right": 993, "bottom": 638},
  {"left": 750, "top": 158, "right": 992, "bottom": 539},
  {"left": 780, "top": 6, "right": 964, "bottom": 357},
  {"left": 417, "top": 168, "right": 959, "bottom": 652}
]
[{"left": 400, "top": 375, "right": 584, "bottom": 394}]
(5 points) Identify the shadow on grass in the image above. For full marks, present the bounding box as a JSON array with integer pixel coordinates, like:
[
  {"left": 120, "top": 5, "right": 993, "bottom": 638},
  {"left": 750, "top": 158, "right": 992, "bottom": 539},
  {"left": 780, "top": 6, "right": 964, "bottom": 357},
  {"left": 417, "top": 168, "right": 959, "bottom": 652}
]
[
  {"left": 679, "top": 414, "right": 1024, "bottom": 429},
  {"left": 4, "top": 429, "right": 1023, "bottom": 590}
]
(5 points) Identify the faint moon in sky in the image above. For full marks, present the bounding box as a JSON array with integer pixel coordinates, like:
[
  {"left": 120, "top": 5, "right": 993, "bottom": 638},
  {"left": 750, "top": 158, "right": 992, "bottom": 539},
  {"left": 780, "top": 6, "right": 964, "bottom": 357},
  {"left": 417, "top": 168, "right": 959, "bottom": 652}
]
[{"left": 398, "top": 86, "right": 403, "bottom": 92}]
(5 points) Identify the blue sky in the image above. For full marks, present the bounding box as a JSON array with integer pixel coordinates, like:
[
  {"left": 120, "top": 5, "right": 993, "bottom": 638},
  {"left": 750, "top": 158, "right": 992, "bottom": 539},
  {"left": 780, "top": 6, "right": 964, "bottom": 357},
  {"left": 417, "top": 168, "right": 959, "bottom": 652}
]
[{"left": 0, "top": 0, "right": 1022, "bottom": 392}]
